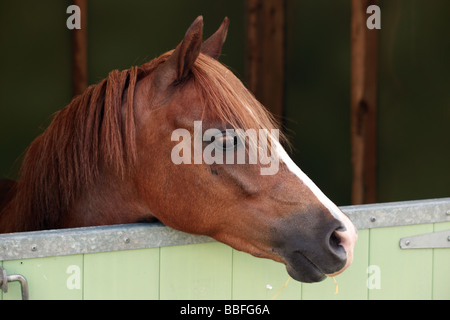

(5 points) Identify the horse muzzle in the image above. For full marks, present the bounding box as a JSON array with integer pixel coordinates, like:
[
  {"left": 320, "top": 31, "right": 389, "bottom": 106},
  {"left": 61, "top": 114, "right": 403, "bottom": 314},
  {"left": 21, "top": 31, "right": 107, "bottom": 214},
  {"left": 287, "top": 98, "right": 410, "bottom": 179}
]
[{"left": 278, "top": 211, "right": 357, "bottom": 283}]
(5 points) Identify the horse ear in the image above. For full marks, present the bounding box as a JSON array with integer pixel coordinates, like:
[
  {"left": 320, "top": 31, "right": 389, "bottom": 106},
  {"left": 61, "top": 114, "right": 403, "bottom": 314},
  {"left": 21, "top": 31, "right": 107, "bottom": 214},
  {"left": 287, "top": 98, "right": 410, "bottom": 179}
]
[
  {"left": 202, "top": 17, "right": 229, "bottom": 59},
  {"left": 154, "top": 16, "right": 203, "bottom": 87}
]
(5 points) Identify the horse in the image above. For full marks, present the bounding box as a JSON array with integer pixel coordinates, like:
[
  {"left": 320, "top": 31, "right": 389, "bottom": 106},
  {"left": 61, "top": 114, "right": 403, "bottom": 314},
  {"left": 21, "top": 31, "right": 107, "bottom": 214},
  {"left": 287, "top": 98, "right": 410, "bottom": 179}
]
[{"left": 0, "top": 16, "right": 357, "bottom": 283}]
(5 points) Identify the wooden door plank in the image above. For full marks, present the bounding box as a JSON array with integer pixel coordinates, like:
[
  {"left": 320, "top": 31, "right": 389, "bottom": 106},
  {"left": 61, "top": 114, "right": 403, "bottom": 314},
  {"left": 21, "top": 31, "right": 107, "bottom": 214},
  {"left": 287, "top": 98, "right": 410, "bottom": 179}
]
[
  {"left": 159, "top": 242, "right": 232, "bottom": 300},
  {"left": 245, "top": 0, "right": 285, "bottom": 120},
  {"left": 351, "top": 0, "right": 379, "bottom": 204},
  {"left": 232, "top": 249, "right": 301, "bottom": 300},
  {"left": 83, "top": 248, "right": 160, "bottom": 300},
  {"left": 71, "top": 0, "right": 88, "bottom": 97}
]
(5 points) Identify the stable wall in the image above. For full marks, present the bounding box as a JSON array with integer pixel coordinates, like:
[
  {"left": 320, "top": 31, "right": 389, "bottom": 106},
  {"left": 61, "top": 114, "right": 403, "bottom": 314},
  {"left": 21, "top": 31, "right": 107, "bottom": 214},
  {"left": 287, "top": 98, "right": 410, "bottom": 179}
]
[
  {"left": 1, "top": 199, "right": 449, "bottom": 300},
  {"left": 1, "top": 1, "right": 449, "bottom": 206}
]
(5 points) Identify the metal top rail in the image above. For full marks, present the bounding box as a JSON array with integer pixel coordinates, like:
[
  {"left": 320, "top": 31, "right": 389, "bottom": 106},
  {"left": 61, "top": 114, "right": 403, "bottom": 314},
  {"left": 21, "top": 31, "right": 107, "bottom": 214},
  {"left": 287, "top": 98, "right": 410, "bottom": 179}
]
[{"left": 0, "top": 197, "right": 449, "bottom": 261}]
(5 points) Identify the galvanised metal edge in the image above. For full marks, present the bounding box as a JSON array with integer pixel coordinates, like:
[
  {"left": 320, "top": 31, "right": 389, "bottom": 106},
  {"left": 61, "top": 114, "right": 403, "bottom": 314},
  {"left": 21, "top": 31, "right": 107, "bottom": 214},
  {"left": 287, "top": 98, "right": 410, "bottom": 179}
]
[
  {"left": 342, "top": 197, "right": 450, "bottom": 229},
  {"left": 0, "top": 198, "right": 449, "bottom": 261},
  {"left": 0, "top": 222, "right": 214, "bottom": 261}
]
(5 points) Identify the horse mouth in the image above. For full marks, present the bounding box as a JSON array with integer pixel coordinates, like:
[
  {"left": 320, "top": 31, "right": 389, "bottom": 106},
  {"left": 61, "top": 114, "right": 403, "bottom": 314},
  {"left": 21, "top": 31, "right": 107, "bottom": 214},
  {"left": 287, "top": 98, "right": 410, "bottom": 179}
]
[{"left": 285, "top": 252, "right": 327, "bottom": 283}]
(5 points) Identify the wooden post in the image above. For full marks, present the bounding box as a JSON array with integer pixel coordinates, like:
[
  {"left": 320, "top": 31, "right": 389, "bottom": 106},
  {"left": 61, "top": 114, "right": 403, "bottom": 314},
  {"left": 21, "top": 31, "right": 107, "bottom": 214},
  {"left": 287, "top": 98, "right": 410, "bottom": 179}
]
[
  {"left": 245, "top": 0, "right": 285, "bottom": 120},
  {"left": 351, "top": 0, "right": 379, "bottom": 204},
  {"left": 71, "top": 0, "right": 88, "bottom": 97}
]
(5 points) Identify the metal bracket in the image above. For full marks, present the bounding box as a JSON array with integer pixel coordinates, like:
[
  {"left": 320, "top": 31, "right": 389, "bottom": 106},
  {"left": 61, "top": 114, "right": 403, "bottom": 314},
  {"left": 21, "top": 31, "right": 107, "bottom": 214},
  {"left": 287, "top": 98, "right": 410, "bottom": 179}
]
[
  {"left": 0, "top": 266, "right": 29, "bottom": 300},
  {"left": 400, "top": 229, "right": 450, "bottom": 249}
]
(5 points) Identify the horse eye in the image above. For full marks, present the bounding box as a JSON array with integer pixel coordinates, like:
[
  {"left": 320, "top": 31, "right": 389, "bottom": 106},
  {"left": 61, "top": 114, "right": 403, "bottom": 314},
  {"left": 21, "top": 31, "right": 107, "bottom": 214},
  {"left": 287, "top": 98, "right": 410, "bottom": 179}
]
[{"left": 213, "top": 132, "right": 238, "bottom": 150}]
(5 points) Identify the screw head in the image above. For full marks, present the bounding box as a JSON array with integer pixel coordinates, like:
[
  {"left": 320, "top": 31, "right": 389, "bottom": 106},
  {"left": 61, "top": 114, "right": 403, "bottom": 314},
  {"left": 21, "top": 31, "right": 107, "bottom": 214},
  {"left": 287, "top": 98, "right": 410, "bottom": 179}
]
[
  {"left": 31, "top": 245, "right": 37, "bottom": 251},
  {"left": 370, "top": 216, "right": 377, "bottom": 222}
]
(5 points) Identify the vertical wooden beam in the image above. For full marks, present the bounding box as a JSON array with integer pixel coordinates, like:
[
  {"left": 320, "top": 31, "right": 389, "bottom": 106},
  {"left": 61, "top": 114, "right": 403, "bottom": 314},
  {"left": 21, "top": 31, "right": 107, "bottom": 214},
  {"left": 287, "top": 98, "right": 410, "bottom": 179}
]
[
  {"left": 71, "top": 0, "right": 88, "bottom": 97},
  {"left": 351, "top": 0, "right": 379, "bottom": 204},
  {"left": 245, "top": 0, "right": 285, "bottom": 120}
]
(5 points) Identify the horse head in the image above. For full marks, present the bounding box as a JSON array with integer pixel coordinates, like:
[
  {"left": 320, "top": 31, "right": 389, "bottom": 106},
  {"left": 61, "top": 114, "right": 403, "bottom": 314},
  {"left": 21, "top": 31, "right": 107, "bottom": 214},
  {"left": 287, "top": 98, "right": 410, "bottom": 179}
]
[{"left": 129, "top": 16, "right": 357, "bottom": 282}]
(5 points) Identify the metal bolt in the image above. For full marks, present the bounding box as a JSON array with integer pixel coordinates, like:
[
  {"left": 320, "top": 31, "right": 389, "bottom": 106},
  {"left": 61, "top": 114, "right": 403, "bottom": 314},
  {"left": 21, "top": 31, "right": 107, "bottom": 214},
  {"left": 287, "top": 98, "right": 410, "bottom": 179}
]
[
  {"left": 404, "top": 240, "right": 410, "bottom": 246},
  {"left": 123, "top": 237, "right": 130, "bottom": 244},
  {"left": 447, "top": 236, "right": 450, "bottom": 242},
  {"left": 370, "top": 216, "right": 377, "bottom": 222},
  {"left": 31, "top": 245, "right": 37, "bottom": 252},
  {"left": 446, "top": 210, "right": 450, "bottom": 216}
]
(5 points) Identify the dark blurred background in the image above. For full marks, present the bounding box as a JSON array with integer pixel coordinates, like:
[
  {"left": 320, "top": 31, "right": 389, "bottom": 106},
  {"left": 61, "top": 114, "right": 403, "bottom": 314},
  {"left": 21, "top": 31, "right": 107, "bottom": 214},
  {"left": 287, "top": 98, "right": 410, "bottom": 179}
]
[{"left": 0, "top": 0, "right": 449, "bottom": 206}]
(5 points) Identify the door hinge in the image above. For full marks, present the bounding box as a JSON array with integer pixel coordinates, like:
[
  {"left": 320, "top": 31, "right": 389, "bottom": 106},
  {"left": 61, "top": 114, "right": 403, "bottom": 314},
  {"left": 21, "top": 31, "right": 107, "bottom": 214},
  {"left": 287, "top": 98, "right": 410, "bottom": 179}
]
[{"left": 400, "top": 229, "right": 450, "bottom": 249}]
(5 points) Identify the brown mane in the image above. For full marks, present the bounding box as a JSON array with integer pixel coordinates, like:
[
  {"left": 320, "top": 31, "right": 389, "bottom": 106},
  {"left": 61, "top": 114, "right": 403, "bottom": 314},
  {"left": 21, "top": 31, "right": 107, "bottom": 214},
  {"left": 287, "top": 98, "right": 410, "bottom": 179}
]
[
  {"left": 4, "top": 61, "right": 145, "bottom": 231},
  {"left": 2, "top": 51, "right": 283, "bottom": 232}
]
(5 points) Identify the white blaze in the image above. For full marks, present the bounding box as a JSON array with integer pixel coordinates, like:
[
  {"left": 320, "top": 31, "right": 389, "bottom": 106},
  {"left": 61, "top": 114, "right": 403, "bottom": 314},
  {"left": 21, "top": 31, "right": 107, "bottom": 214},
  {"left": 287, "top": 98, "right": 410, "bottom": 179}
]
[{"left": 274, "top": 141, "right": 357, "bottom": 275}]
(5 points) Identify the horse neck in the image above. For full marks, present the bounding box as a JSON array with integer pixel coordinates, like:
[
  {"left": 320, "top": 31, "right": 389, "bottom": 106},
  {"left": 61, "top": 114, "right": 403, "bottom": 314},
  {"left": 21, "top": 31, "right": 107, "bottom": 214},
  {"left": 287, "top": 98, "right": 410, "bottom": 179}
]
[
  {"left": 0, "top": 173, "right": 152, "bottom": 233},
  {"left": 60, "top": 172, "right": 152, "bottom": 229}
]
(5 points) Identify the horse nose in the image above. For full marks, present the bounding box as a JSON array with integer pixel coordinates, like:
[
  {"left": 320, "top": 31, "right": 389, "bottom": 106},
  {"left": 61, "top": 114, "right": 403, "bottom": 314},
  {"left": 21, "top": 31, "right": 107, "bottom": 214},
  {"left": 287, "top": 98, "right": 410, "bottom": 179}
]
[
  {"left": 325, "top": 220, "right": 357, "bottom": 277},
  {"left": 281, "top": 217, "right": 357, "bottom": 283}
]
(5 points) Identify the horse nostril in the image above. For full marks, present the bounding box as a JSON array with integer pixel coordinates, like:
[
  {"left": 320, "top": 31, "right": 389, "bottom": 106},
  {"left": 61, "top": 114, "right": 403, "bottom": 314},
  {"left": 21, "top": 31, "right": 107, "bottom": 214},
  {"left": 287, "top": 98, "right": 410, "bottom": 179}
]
[
  {"left": 330, "top": 226, "right": 346, "bottom": 247},
  {"left": 329, "top": 231, "right": 342, "bottom": 249},
  {"left": 328, "top": 226, "right": 347, "bottom": 261}
]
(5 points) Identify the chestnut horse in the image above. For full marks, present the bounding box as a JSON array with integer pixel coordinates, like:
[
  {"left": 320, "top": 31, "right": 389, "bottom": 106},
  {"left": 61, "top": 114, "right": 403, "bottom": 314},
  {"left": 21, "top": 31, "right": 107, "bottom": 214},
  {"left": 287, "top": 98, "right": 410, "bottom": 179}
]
[{"left": 0, "top": 17, "right": 356, "bottom": 283}]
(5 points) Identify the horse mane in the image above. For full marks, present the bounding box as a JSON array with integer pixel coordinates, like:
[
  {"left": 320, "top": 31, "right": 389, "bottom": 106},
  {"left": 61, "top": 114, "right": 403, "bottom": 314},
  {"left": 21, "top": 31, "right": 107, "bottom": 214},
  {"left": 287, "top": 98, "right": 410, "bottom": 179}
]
[
  {"left": 4, "top": 51, "right": 284, "bottom": 232},
  {"left": 6, "top": 57, "right": 158, "bottom": 232}
]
